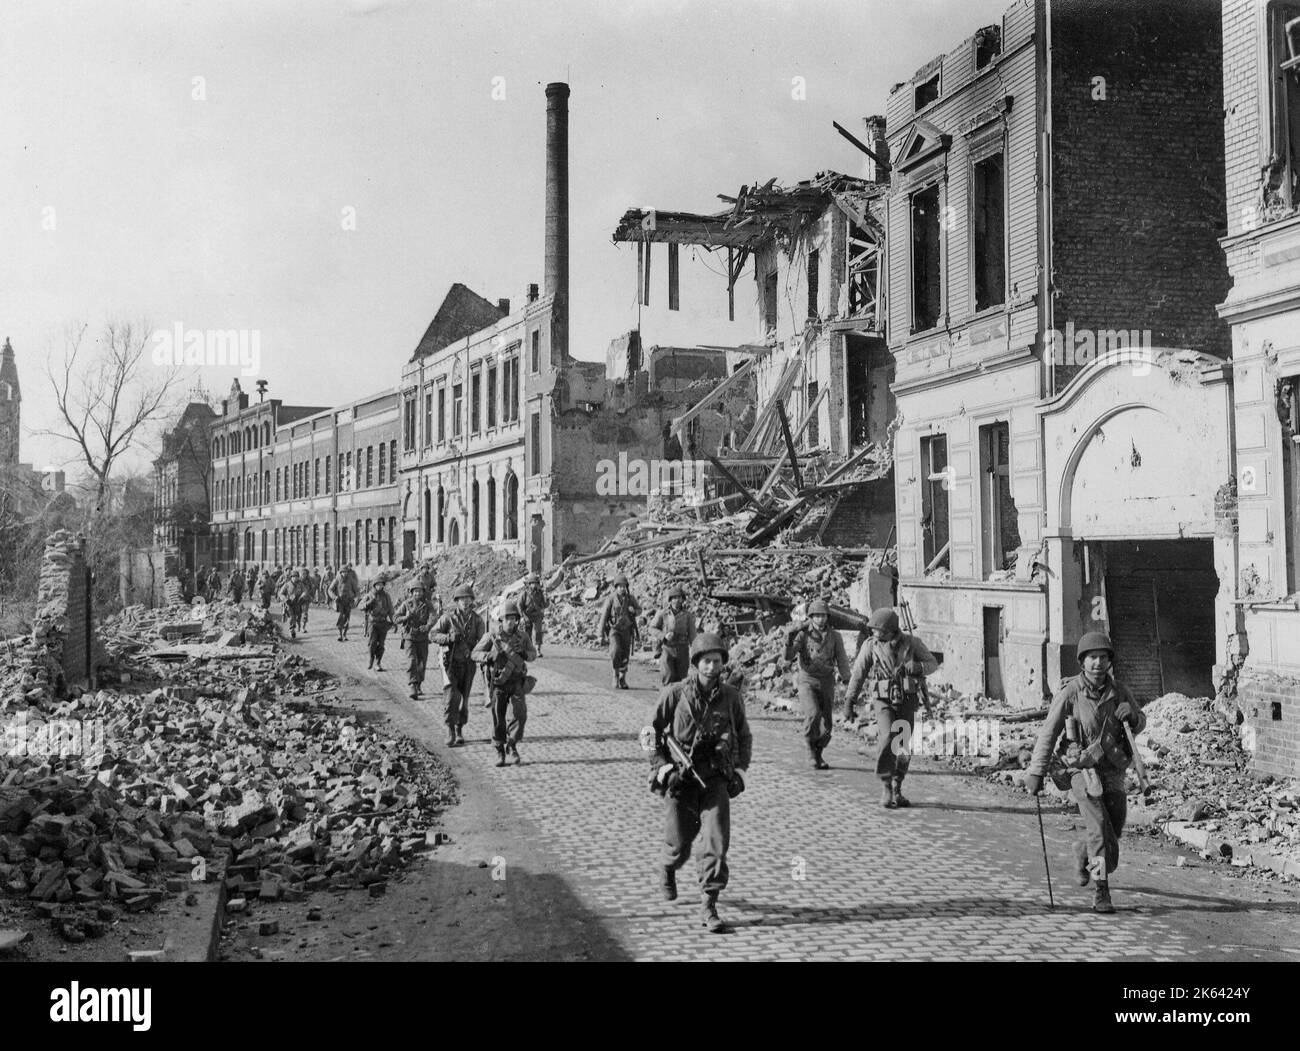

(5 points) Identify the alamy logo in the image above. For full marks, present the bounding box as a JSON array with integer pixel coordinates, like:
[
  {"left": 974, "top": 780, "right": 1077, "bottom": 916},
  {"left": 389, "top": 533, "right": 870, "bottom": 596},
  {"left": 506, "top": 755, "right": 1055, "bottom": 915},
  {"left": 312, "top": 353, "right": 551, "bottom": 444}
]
[
  {"left": 49, "top": 983, "right": 151, "bottom": 1031},
  {"left": 595, "top": 453, "right": 708, "bottom": 500},
  {"left": 151, "top": 322, "right": 261, "bottom": 376},
  {"left": 1041, "top": 322, "right": 1153, "bottom": 375}
]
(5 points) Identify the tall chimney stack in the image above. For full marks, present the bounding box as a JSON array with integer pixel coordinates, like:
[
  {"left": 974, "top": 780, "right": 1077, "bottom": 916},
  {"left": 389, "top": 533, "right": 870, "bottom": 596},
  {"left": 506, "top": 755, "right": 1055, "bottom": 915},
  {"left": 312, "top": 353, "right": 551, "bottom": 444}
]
[{"left": 545, "top": 82, "right": 570, "bottom": 359}]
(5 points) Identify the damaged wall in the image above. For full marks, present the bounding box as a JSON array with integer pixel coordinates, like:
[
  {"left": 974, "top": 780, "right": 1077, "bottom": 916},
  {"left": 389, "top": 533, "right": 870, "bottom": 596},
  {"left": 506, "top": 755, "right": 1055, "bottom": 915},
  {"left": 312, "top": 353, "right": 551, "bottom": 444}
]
[
  {"left": 32, "top": 530, "right": 93, "bottom": 695},
  {"left": 119, "top": 546, "right": 179, "bottom": 610}
]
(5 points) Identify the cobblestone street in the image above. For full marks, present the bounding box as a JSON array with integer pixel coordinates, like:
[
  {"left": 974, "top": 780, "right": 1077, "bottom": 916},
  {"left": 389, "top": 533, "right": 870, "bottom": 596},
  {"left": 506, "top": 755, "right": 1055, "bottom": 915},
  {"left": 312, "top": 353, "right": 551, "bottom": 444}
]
[{"left": 278, "top": 620, "right": 1300, "bottom": 962}]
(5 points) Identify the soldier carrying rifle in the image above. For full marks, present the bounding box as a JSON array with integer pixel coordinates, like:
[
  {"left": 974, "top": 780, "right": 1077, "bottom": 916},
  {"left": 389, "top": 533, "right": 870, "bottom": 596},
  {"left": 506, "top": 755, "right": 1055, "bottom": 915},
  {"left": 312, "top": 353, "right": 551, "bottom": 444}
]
[
  {"left": 431, "top": 583, "right": 486, "bottom": 747},
  {"left": 472, "top": 601, "right": 536, "bottom": 767}
]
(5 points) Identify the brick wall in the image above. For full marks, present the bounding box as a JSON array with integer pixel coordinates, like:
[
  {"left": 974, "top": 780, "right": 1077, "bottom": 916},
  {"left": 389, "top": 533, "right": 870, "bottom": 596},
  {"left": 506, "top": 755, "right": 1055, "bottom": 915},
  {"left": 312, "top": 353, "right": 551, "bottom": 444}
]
[
  {"left": 31, "top": 530, "right": 93, "bottom": 695},
  {"left": 1050, "top": 0, "right": 1231, "bottom": 389},
  {"left": 119, "top": 546, "right": 179, "bottom": 609},
  {"left": 1222, "top": 0, "right": 1263, "bottom": 246},
  {"left": 1238, "top": 667, "right": 1300, "bottom": 777}
]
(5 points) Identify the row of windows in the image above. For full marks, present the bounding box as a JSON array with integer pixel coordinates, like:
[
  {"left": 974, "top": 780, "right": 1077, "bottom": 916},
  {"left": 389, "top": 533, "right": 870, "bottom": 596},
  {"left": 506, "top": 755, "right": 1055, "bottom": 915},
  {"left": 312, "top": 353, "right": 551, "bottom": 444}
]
[
  {"left": 213, "top": 421, "right": 273, "bottom": 459},
  {"left": 215, "top": 518, "right": 400, "bottom": 568},
  {"left": 213, "top": 440, "right": 398, "bottom": 511},
  {"left": 419, "top": 473, "right": 520, "bottom": 546},
  {"left": 403, "top": 355, "right": 523, "bottom": 452}
]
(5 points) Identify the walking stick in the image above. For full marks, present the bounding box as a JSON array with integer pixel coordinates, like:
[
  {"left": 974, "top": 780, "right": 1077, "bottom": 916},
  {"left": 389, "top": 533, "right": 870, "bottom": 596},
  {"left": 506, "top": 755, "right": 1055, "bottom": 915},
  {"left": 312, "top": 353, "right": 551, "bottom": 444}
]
[{"left": 1035, "top": 793, "right": 1055, "bottom": 909}]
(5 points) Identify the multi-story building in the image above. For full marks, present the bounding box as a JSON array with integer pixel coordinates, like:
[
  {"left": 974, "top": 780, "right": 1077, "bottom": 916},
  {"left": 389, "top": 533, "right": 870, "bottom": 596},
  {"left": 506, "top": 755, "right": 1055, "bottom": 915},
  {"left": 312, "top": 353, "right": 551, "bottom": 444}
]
[
  {"left": 1217, "top": 0, "right": 1300, "bottom": 776},
  {"left": 152, "top": 395, "right": 217, "bottom": 570},
  {"left": 209, "top": 379, "right": 401, "bottom": 581},
  {"left": 885, "top": 0, "right": 1232, "bottom": 705}
]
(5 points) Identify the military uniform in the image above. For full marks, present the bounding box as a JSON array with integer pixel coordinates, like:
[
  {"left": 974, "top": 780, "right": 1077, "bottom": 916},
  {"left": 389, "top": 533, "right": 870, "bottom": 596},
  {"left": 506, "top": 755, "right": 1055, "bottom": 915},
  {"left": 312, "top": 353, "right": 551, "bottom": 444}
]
[
  {"left": 229, "top": 571, "right": 244, "bottom": 604},
  {"left": 361, "top": 586, "right": 395, "bottom": 670},
  {"left": 277, "top": 575, "right": 309, "bottom": 637},
  {"left": 519, "top": 577, "right": 548, "bottom": 657},
  {"left": 649, "top": 594, "right": 697, "bottom": 686},
  {"left": 785, "top": 608, "right": 851, "bottom": 768},
  {"left": 395, "top": 590, "right": 436, "bottom": 698},
  {"left": 472, "top": 612, "right": 536, "bottom": 765},
  {"left": 650, "top": 634, "right": 752, "bottom": 933},
  {"left": 598, "top": 579, "right": 642, "bottom": 689},
  {"left": 844, "top": 610, "right": 939, "bottom": 807},
  {"left": 330, "top": 567, "right": 360, "bottom": 641},
  {"left": 258, "top": 571, "right": 275, "bottom": 610},
  {"left": 431, "top": 593, "right": 486, "bottom": 745}
]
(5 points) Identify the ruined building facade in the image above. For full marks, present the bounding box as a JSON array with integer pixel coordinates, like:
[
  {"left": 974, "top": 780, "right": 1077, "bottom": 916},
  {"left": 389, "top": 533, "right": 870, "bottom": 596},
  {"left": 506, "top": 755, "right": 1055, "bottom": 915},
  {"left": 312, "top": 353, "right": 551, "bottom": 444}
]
[
  {"left": 152, "top": 397, "right": 218, "bottom": 570},
  {"left": 887, "top": 0, "right": 1231, "bottom": 704},
  {"left": 1217, "top": 0, "right": 1300, "bottom": 776}
]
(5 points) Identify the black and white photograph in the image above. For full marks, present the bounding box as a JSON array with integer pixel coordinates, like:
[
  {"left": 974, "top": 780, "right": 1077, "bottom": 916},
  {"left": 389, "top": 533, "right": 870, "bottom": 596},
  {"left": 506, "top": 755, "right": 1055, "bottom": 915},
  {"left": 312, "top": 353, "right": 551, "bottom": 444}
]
[{"left": 0, "top": 0, "right": 1297, "bottom": 1016}]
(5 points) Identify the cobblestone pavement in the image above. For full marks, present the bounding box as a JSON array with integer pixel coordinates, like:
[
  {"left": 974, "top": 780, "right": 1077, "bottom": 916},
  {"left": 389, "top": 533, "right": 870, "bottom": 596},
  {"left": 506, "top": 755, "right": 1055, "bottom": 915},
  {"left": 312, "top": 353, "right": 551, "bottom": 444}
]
[{"left": 287, "top": 615, "right": 1300, "bottom": 961}]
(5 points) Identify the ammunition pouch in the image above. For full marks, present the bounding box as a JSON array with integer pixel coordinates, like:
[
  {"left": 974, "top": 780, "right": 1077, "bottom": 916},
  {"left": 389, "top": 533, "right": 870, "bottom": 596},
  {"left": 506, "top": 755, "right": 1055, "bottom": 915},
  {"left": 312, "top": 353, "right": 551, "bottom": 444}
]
[{"left": 727, "top": 771, "right": 745, "bottom": 799}]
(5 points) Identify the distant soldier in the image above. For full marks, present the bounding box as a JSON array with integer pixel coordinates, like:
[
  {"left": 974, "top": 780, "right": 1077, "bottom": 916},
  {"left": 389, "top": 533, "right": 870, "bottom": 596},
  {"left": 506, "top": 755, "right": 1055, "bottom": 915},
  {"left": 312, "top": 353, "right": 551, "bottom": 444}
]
[
  {"left": 229, "top": 568, "right": 245, "bottom": 605},
  {"left": 258, "top": 568, "right": 276, "bottom": 610},
  {"left": 649, "top": 584, "right": 698, "bottom": 686},
  {"left": 329, "top": 563, "right": 360, "bottom": 642},
  {"left": 598, "top": 574, "right": 642, "bottom": 690},
  {"left": 648, "top": 633, "right": 752, "bottom": 934},
  {"left": 518, "top": 572, "right": 548, "bottom": 658},
  {"left": 320, "top": 564, "right": 333, "bottom": 604},
  {"left": 278, "top": 570, "right": 309, "bottom": 639},
  {"left": 844, "top": 608, "right": 939, "bottom": 808},
  {"left": 472, "top": 600, "right": 536, "bottom": 767},
  {"left": 308, "top": 567, "right": 322, "bottom": 606},
  {"left": 360, "top": 579, "right": 396, "bottom": 672},
  {"left": 246, "top": 564, "right": 259, "bottom": 592},
  {"left": 431, "top": 583, "right": 487, "bottom": 747},
  {"left": 395, "top": 581, "right": 436, "bottom": 699},
  {"left": 1025, "top": 632, "right": 1147, "bottom": 915},
  {"left": 206, "top": 567, "right": 222, "bottom": 603},
  {"left": 270, "top": 563, "right": 284, "bottom": 588},
  {"left": 784, "top": 598, "right": 851, "bottom": 770}
]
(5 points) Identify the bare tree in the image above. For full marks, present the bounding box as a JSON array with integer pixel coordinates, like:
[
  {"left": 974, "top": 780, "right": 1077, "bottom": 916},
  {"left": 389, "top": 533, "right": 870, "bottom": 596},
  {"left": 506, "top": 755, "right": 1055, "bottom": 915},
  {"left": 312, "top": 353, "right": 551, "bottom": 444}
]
[{"left": 40, "top": 319, "right": 184, "bottom": 517}]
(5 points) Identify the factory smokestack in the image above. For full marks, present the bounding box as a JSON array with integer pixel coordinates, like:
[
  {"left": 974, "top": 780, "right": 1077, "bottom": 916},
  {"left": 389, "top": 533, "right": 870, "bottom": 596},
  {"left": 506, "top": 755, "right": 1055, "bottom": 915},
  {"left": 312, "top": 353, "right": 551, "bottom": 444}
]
[{"left": 545, "top": 82, "right": 569, "bottom": 359}]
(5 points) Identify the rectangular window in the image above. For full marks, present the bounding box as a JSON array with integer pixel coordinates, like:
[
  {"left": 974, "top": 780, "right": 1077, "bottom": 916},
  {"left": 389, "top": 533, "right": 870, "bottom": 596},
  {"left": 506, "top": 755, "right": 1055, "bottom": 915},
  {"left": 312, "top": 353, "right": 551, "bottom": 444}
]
[
  {"left": 975, "top": 25, "right": 1001, "bottom": 69},
  {"left": 502, "top": 357, "right": 521, "bottom": 424},
  {"left": 973, "top": 153, "right": 1006, "bottom": 311},
  {"left": 437, "top": 386, "right": 446, "bottom": 442},
  {"left": 378, "top": 443, "right": 386, "bottom": 485},
  {"left": 366, "top": 446, "right": 374, "bottom": 488},
  {"left": 762, "top": 269, "right": 778, "bottom": 334},
  {"left": 1268, "top": 4, "right": 1300, "bottom": 211},
  {"left": 807, "top": 249, "right": 819, "bottom": 320},
  {"left": 403, "top": 397, "right": 417, "bottom": 451},
  {"left": 390, "top": 440, "right": 397, "bottom": 485},
  {"left": 424, "top": 391, "right": 433, "bottom": 447},
  {"left": 914, "top": 71, "right": 939, "bottom": 111},
  {"left": 1281, "top": 377, "right": 1300, "bottom": 593},
  {"left": 487, "top": 365, "right": 498, "bottom": 428},
  {"left": 275, "top": 468, "right": 281, "bottom": 502},
  {"left": 921, "top": 435, "right": 951, "bottom": 573},
  {"left": 911, "top": 184, "right": 942, "bottom": 331},
  {"left": 805, "top": 381, "right": 819, "bottom": 447},
  {"left": 452, "top": 383, "right": 463, "bottom": 438},
  {"left": 530, "top": 330, "right": 540, "bottom": 373},
  {"left": 345, "top": 451, "right": 353, "bottom": 491},
  {"left": 314, "top": 457, "right": 321, "bottom": 496},
  {"left": 471, "top": 370, "right": 482, "bottom": 434},
  {"left": 530, "top": 410, "right": 542, "bottom": 476},
  {"left": 979, "top": 422, "right": 1020, "bottom": 575}
]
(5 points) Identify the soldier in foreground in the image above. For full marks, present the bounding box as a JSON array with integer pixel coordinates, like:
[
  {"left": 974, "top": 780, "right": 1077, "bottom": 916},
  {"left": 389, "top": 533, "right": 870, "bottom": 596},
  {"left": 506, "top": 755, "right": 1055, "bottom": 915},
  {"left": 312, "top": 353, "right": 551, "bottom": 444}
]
[
  {"left": 519, "top": 572, "right": 548, "bottom": 658},
  {"left": 1024, "top": 632, "right": 1147, "bottom": 914},
  {"left": 598, "top": 574, "right": 642, "bottom": 689},
  {"left": 359, "top": 578, "right": 395, "bottom": 672},
  {"left": 473, "top": 600, "right": 536, "bottom": 766},
  {"left": 648, "top": 633, "right": 752, "bottom": 934},
  {"left": 843, "top": 608, "right": 939, "bottom": 808},
  {"left": 394, "top": 581, "right": 435, "bottom": 699},
  {"left": 784, "top": 598, "right": 851, "bottom": 770},
  {"left": 329, "top": 562, "right": 360, "bottom": 642},
  {"left": 431, "top": 583, "right": 486, "bottom": 747},
  {"left": 649, "top": 584, "right": 697, "bottom": 686}
]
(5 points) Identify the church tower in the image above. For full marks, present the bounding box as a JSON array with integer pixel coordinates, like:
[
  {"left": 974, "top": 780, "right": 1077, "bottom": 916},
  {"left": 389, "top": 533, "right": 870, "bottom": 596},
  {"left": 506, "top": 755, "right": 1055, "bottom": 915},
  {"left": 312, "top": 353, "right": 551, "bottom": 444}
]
[{"left": 0, "top": 337, "right": 20, "bottom": 467}]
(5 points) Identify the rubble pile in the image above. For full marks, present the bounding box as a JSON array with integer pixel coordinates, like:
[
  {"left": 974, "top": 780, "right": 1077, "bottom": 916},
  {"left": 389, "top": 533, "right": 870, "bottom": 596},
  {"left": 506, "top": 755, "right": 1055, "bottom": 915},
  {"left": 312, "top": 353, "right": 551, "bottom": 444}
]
[
  {"left": 374, "top": 544, "right": 526, "bottom": 611},
  {"left": 1, "top": 606, "right": 457, "bottom": 942}
]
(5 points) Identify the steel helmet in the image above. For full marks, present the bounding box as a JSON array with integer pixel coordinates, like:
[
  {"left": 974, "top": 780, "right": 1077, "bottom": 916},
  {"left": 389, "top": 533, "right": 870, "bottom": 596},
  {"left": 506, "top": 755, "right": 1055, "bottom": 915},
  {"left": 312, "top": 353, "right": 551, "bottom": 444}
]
[
  {"left": 808, "top": 599, "right": 831, "bottom": 617},
  {"left": 1076, "top": 632, "right": 1114, "bottom": 661},
  {"left": 614, "top": 574, "right": 629, "bottom": 587},
  {"left": 868, "top": 608, "right": 900, "bottom": 634},
  {"left": 501, "top": 600, "right": 521, "bottom": 618},
  {"left": 666, "top": 584, "right": 686, "bottom": 600},
  {"left": 690, "top": 632, "right": 729, "bottom": 666},
  {"left": 453, "top": 583, "right": 475, "bottom": 600}
]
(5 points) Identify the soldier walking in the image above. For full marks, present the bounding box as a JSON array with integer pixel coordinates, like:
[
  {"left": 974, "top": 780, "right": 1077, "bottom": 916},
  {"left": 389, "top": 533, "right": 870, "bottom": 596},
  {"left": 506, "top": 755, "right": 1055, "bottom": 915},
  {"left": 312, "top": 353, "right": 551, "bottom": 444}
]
[
  {"left": 598, "top": 574, "right": 642, "bottom": 689},
  {"left": 431, "top": 583, "right": 486, "bottom": 747},
  {"left": 258, "top": 568, "right": 276, "bottom": 611},
  {"left": 649, "top": 584, "right": 698, "bottom": 686},
  {"left": 395, "top": 581, "right": 435, "bottom": 699},
  {"left": 843, "top": 608, "right": 939, "bottom": 808},
  {"left": 277, "top": 570, "right": 308, "bottom": 639},
  {"left": 1024, "top": 632, "right": 1147, "bottom": 914},
  {"left": 518, "top": 572, "right": 548, "bottom": 658},
  {"left": 648, "top": 633, "right": 752, "bottom": 934},
  {"left": 784, "top": 598, "right": 851, "bottom": 770},
  {"left": 359, "top": 578, "right": 395, "bottom": 671},
  {"left": 472, "top": 600, "right": 536, "bottom": 766},
  {"left": 229, "top": 568, "right": 245, "bottom": 605},
  {"left": 329, "top": 563, "right": 360, "bottom": 642}
]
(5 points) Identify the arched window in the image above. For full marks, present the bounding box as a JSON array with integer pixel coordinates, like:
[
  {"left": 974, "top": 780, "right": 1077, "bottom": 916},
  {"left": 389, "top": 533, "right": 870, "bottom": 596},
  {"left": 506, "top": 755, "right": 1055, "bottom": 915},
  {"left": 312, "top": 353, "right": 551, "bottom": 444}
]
[
  {"left": 436, "top": 485, "right": 446, "bottom": 544},
  {"left": 504, "top": 472, "right": 519, "bottom": 540},
  {"left": 263, "top": 471, "right": 270, "bottom": 505},
  {"left": 262, "top": 422, "right": 271, "bottom": 446},
  {"left": 213, "top": 438, "right": 220, "bottom": 459},
  {"left": 487, "top": 477, "right": 496, "bottom": 541},
  {"left": 471, "top": 480, "right": 480, "bottom": 542},
  {"left": 355, "top": 521, "right": 363, "bottom": 564},
  {"left": 261, "top": 529, "right": 268, "bottom": 563},
  {"left": 388, "top": 517, "right": 396, "bottom": 564},
  {"left": 423, "top": 487, "right": 432, "bottom": 544},
  {"left": 448, "top": 519, "right": 460, "bottom": 546}
]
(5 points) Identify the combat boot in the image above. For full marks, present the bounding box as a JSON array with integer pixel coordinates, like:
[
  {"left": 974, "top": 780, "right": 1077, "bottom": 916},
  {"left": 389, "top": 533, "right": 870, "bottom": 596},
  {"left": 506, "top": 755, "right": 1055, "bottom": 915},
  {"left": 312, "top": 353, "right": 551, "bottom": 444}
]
[
  {"left": 891, "top": 776, "right": 910, "bottom": 808},
  {"left": 660, "top": 866, "right": 677, "bottom": 902},
  {"left": 808, "top": 744, "right": 821, "bottom": 770},
  {"left": 813, "top": 746, "right": 830, "bottom": 771},
  {"left": 446, "top": 730, "right": 456, "bottom": 747},
  {"left": 699, "top": 893, "right": 726, "bottom": 933},
  {"left": 1093, "top": 881, "right": 1115, "bottom": 914},
  {"left": 881, "top": 779, "right": 897, "bottom": 808},
  {"left": 618, "top": 671, "right": 630, "bottom": 690},
  {"left": 455, "top": 727, "right": 465, "bottom": 746},
  {"left": 1074, "top": 841, "right": 1091, "bottom": 887},
  {"left": 495, "top": 746, "right": 507, "bottom": 768},
  {"left": 509, "top": 743, "right": 522, "bottom": 765},
  {"left": 612, "top": 670, "right": 621, "bottom": 689}
]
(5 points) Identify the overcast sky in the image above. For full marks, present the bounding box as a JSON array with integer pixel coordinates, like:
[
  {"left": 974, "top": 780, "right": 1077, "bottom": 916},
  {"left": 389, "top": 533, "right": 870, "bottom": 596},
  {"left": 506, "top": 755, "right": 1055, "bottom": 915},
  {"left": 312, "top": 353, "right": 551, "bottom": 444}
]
[{"left": 1, "top": 0, "right": 1008, "bottom": 477}]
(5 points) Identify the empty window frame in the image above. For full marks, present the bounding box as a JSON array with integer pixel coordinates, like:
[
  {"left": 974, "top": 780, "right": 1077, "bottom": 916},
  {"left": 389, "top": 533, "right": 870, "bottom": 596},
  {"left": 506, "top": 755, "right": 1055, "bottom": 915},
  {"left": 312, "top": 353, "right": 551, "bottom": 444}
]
[
  {"left": 979, "top": 422, "right": 1020, "bottom": 574},
  {"left": 921, "top": 434, "right": 951, "bottom": 572},
  {"left": 973, "top": 152, "right": 1006, "bottom": 311},
  {"left": 911, "top": 185, "right": 942, "bottom": 331}
]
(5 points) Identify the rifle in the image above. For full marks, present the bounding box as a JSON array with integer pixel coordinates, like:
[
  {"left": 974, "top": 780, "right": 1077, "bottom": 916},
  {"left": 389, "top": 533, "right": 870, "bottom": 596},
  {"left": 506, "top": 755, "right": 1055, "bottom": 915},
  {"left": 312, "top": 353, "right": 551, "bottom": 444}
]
[
  {"left": 1123, "top": 721, "right": 1152, "bottom": 795},
  {"left": 664, "top": 735, "right": 708, "bottom": 790}
]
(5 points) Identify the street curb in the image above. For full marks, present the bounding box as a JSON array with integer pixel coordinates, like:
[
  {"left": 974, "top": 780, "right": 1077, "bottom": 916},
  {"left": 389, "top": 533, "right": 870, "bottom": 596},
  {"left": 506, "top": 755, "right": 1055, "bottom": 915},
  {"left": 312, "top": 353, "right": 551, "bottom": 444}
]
[
  {"left": 1161, "top": 820, "right": 1300, "bottom": 879},
  {"left": 160, "top": 874, "right": 227, "bottom": 962}
]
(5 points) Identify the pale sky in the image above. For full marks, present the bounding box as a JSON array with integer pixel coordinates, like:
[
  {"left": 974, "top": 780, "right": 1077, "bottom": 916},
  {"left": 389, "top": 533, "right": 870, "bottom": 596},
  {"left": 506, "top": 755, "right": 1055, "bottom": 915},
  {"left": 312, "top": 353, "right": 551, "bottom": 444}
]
[{"left": 1, "top": 0, "right": 1008, "bottom": 477}]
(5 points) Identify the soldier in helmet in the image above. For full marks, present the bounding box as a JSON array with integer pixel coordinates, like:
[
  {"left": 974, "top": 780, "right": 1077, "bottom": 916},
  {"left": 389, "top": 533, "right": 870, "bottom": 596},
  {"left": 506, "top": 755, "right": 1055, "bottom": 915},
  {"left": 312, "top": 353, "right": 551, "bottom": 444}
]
[
  {"left": 328, "top": 562, "right": 359, "bottom": 642},
  {"left": 431, "top": 583, "right": 487, "bottom": 747},
  {"left": 258, "top": 566, "right": 276, "bottom": 610},
  {"left": 1024, "top": 632, "right": 1146, "bottom": 914},
  {"left": 278, "top": 570, "right": 308, "bottom": 638},
  {"left": 844, "top": 607, "right": 939, "bottom": 808},
  {"left": 472, "top": 600, "right": 536, "bottom": 766},
  {"left": 784, "top": 598, "right": 852, "bottom": 770},
  {"left": 229, "top": 566, "right": 245, "bottom": 605},
  {"left": 598, "top": 573, "right": 642, "bottom": 689},
  {"left": 394, "top": 581, "right": 436, "bottom": 698},
  {"left": 649, "top": 584, "right": 698, "bottom": 686},
  {"left": 648, "top": 633, "right": 752, "bottom": 934},
  {"left": 518, "top": 572, "right": 548, "bottom": 658},
  {"left": 359, "top": 578, "right": 395, "bottom": 671}
]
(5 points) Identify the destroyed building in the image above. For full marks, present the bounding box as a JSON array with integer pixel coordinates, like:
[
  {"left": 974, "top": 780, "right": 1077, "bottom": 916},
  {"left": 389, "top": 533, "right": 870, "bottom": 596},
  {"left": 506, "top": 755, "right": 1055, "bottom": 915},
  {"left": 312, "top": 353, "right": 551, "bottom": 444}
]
[
  {"left": 885, "top": 0, "right": 1231, "bottom": 706},
  {"left": 0, "top": 337, "right": 66, "bottom": 518},
  {"left": 151, "top": 394, "right": 217, "bottom": 571},
  {"left": 1217, "top": 0, "right": 1300, "bottom": 777}
]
